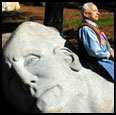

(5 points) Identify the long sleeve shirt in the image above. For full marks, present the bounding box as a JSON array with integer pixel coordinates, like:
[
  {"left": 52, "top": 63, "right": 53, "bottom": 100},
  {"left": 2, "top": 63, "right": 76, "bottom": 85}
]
[{"left": 78, "top": 19, "right": 113, "bottom": 59}]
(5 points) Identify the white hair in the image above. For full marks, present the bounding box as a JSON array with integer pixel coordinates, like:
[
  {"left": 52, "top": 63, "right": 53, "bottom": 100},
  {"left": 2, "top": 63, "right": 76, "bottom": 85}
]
[
  {"left": 81, "top": 2, "right": 95, "bottom": 19},
  {"left": 82, "top": 2, "right": 94, "bottom": 12}
]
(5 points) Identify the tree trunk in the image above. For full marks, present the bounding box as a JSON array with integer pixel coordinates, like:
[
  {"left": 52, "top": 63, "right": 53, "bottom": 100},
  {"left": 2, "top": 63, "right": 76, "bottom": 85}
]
[{"left": 44, "top": 2, "right": 64, "bottom": 36}]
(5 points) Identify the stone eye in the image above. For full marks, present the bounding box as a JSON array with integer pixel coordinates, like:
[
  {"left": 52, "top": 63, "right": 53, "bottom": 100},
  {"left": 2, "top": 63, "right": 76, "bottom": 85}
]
[{"left": 24, "top": 55, "right": 40, "bottom": 67}]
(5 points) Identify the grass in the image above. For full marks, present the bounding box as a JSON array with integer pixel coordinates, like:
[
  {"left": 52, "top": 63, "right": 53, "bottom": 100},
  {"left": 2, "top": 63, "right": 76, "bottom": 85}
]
[
  {"left": 96, "top": 18, "right": 114, "bottom": 26},
  {"left": 63, "top": 17, "right": 114, "bottom": 28},
  {"left": 24, "top": 16, "right": 30, "bottom": 22},
  {"left": 71, "top": 20, "right": 81, "bottom": 28},
  {"left": 63, "top": 19, "right": 69, "bottom": 28}
]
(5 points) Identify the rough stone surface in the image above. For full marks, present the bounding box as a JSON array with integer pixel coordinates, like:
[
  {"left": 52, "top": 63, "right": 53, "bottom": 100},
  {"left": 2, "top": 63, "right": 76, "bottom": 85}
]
[
  {"left": 2, "top": 33, "right": 11, "bottom": 48},
  {"left": 2, "top": 22, "right": 114, "bottom": 113}
]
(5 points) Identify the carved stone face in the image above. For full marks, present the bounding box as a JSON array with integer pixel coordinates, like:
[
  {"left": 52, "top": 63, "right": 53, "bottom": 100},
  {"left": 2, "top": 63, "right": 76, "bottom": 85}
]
[
  {"left": 3, "top": 22, "right": 82, "bottom": 112},
  {"left": 2, "top": 22, "right": 114, "bottom": 113}
]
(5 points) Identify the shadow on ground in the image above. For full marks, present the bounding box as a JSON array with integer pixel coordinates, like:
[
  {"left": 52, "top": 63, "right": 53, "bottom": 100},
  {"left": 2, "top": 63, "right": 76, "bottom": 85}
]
[
  {"left": 2, "top": 11, "right": 44, "bottom": 22},
  {"left": 2, "top": 11, "right": 31, "bottom": 20},
  {"left": 2, "top": 22, "right": 21, "bottom": 33}
]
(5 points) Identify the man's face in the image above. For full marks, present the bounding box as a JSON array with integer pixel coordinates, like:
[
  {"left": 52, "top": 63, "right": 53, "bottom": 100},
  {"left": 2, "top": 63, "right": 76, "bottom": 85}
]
[{"left": 85, "top": 4, "right": 100, "bottom": 22}]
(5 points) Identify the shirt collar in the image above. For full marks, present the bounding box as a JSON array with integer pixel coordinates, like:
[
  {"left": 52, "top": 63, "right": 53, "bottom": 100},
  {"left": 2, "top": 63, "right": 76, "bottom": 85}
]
[{"left": 84, "top": 19, "right": 98, "bottom": 28}]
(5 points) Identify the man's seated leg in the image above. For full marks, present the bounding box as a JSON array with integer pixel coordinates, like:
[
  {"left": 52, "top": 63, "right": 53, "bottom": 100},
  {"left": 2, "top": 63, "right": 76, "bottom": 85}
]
[
  {"left": 98, "top": 60, "right": 114, "bottom": 81},
  {"left": 86, "top": 61, "right": 113, "bottom": 82}
]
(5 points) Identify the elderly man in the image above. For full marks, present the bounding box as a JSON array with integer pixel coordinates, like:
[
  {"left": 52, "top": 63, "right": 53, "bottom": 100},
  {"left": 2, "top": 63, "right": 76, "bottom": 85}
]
[
  {"left": 2, "top": 22, "right": 114, "bottom": 113},
  {"left": 77, "top": 2, "right": 114, "bottom": 81}
]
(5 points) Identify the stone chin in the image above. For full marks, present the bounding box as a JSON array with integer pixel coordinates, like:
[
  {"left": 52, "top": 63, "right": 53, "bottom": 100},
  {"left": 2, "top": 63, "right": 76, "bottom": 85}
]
[{"left": 35, "top": 85, "right": 64, "bottom": 113}]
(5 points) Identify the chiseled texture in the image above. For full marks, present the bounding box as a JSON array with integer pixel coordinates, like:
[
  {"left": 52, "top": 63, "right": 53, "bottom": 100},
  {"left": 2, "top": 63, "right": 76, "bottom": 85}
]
[
  {"left": 2, "top": 33, "right": 11, "bottom": 48},
  {"left": 2, "top": 2, "right": 20, "bottom": 12},
  {"left": 2, "top": 22, "right": 114, "bottom": 113}
]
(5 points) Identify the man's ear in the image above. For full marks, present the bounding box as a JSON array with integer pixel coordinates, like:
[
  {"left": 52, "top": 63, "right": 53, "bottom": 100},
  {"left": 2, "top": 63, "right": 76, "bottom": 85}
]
[
  {"left": 53, "top": 47, "right": 82, "bottom": 72},
  {"left": 83, "top": 11, "right": 89, "bottom": 18}
]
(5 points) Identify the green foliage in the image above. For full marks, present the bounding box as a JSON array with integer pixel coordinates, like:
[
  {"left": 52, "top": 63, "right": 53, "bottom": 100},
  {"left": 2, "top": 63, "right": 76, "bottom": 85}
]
[
  {"left": 63, "top": 17, "right": 114, "bottom": 29},
  {"left": 71, "top": 20, "right": 81, "bottom": 28},
  {"left": 63, "top": 19, "right": 81, "bottom": 28},
  {"left": 63, "top": 19, "right": 69, "bottom": 28},
  {"left": 24, "top": 16, "right": 30, "bottom": 22},
  {"left": 96, "top": 18, "right": 114, "bottom": 26}
]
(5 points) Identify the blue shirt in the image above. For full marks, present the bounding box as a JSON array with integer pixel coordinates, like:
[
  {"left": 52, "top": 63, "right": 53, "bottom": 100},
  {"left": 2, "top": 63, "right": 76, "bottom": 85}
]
[{"left": 79, "top": 19, "right": 113, "bottom": 59}]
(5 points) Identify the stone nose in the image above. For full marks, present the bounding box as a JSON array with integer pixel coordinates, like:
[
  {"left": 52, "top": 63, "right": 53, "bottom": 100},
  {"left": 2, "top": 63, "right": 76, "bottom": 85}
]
[
  {"left": 2, "top": 61, "right": 38, "bottom": 112},
  {"left": 12, "top": 59, "right": 38, "bottom": 82},
  {"left": 11, "top": 59, "right": 39, "bottom": 95},
  {"left": 23, "top": 80, "right": 37, "bottom": 91}
]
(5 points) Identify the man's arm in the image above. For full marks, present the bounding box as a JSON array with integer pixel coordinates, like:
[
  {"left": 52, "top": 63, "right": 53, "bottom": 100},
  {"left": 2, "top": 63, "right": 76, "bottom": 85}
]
[{"left": 105, "top": 39, "right": 114, "bottom": 60}]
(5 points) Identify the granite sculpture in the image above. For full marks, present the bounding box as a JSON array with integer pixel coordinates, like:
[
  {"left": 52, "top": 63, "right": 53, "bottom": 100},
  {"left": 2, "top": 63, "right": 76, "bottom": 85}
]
[{"left": 2, "top": 22, "right": 114, "bottom": 113}]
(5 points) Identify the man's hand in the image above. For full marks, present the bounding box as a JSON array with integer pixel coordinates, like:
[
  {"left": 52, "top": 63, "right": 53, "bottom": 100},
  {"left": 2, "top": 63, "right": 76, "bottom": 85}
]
[{"left": 110, "top": 50, "right": 114, "bottom": 60}]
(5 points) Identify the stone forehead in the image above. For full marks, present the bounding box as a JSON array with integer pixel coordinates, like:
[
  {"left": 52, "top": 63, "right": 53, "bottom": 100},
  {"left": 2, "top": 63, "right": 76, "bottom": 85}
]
[{"left": 3, "top": 22, "right": 66, "bottom": 60}]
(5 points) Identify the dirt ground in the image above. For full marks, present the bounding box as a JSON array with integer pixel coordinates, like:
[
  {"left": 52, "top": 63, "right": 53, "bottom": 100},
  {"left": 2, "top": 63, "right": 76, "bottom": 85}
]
[{"left": 2, "top": 3, "right": 114, "bottom": 48}]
